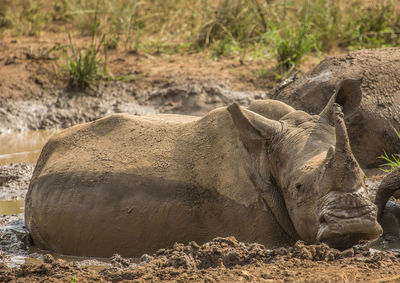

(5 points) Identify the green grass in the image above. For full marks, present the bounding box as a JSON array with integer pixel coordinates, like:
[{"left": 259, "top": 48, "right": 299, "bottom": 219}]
[
  {"left": 380, "top": 130, "right": 400, "bottom": 173},
  {"left": 0, "top": 0, "right": 51, "bottom": 36},
  {"left": 62, "top": 1, "right": 112, "bottom": 90},
  {"left": 63, "top": 35, "right": 111, "bottom": 90},
  {"left": 1, "top": 0, "right": 400, "bottom": 84},
  {"left": 71, "top": 271, "right": 77, "bottom": 283},
  {"left": 264, "top": 2, "right": 317, "bottom": 73},
  {"left": 380, "top": 153, "right": 400, "bottom": 173}
]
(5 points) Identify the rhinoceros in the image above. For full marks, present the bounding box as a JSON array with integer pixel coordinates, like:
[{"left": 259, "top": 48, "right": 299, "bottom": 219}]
[
  {"left": 25, "top": 79, "right": 382, "bottom": 257},
  {"left": 271, "top": 48, "right": 400, "bottom": 168}
]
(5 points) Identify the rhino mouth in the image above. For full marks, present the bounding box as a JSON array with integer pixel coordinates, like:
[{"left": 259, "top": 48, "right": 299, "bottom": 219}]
[
  {"left": 316, "top": 191, "right": 383, "bottom": 248},
  {"left": 317, "top": 209, "right": 382, "bottom": 248}
]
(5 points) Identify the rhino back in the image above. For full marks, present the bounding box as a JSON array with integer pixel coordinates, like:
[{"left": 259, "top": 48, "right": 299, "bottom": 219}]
[{"left": 26, "top": 111, "right": 291, "bottom": 257}]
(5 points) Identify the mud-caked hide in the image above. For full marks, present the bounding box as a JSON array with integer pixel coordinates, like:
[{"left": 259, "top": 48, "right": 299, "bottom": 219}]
[{"left": 25, "top": 80, "right": 382, "bottom": 257}]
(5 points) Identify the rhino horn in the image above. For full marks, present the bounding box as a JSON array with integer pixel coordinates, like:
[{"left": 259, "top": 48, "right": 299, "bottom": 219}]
[
  {"left": 320, "top": 78, "right": 363, "bottom": 124},
  {"left": 333, "top": 103, "right": 352, "bottom": 154},
  {"left": 324, "top": 104, "right": 363, "bottom": 192}
]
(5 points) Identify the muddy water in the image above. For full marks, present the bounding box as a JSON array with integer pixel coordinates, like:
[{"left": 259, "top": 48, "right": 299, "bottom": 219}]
[
  {"left": 0, "top": 131, "right": 55, "bottom": 267},
  {"left": 25, "top": 251, "right": 112, "bottom": 272},
  {"left": 0, "top": 200, "right": 24, "bottom": 215},
  {"left": 0, "top": 130, "right": 57, "bottom": 165},
  {"left": 0, "top": 129, "right": 126, "bottom": 269}
]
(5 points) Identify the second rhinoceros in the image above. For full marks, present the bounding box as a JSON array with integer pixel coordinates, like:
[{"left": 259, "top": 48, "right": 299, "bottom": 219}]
[
  {"left": 271, "top": 48, "right": 400, "bottom": 168},
  {"left": 25, "top": 79, "right": 382, "bottom": 257}
]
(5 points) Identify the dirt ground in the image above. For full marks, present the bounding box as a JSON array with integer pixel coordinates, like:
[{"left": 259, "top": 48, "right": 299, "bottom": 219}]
[
  {"left": 0, "top": 33, "right": 271, "bottom": 133},
  {"left": 3, "top": 237, "right": 400, "bottom": 282},
  {"left": 2, "top": 33, "right": 400, "bottom": 282}
]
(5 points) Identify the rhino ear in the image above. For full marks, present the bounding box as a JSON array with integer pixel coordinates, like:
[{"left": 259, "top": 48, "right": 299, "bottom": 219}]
[
  {"left": 320, "top": 78, "right": 362, "bottom": 123},
  {"left": 227, "top": 103, "right": 282, "bottom": 147}
]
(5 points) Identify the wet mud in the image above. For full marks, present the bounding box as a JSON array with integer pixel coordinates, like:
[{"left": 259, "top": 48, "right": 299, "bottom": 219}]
[
  {"left": 0, "top": 163, "right": 34, "bottom": 200},
  {"left": 0, "top": 80, "right": 265, "bottom": 133},
  {"left": 2, "top": 237, "right": 400, "bottom": 282}
]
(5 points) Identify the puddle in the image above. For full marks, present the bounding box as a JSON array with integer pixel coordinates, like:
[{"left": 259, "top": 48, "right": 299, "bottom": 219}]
[
  {"left": 0, "top": 130, "right": 58, "bottom": 165},
  {"left": 25, "top": 250, "right": 112, "bottom": 271},
  {"left": 0, "top": 200, "right": 25, "bottom": 215}
]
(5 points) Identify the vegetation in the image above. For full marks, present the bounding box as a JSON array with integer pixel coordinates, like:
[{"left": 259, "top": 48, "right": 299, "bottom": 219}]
[
  {"left": 380, "top": 152, "right": 400, "bottom": 173},
  {"left": 1, "top": 0, "right": 399, "bottom": 87},
  {"left": 380, "top": 131, "right": 400, "bottom": 173},
  {"left": 71, "top": 271, "right": 77, "bottom": 283},
  {"left": 63, "top": 34, "right": 111, "bottom": 89},
  {"left": 62, "top": 1, "right": 111, "bottom": 90}
]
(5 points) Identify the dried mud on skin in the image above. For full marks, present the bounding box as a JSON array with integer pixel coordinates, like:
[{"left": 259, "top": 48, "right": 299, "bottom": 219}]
[{"left": 2, "top": 237, "right": 400, "bottom": 282}]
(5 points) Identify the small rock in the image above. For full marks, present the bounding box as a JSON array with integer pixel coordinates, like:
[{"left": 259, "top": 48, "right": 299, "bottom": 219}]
[
  {"left": 340, "top": 248, "right": 355, "bottom": 258},
  {"left": 43, "top": 254, "right": 55, "bottom": 264},
  {"left": 140, "top": 254, "right": 153, "bottom": 263}
]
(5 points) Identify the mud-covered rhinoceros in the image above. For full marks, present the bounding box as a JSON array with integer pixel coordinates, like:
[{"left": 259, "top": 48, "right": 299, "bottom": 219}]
[
  {"left": 271, "top": 48, "right": 400, "bottom": 168},
  {"left": 25, "top": 79, "right": 382, "bottom": 257}
]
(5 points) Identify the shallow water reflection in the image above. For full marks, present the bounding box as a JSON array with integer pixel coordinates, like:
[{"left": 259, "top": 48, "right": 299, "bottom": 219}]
[
  {"left": 0, "top": 130, "right": 58, "bottom": 165},
  {"left": 0, "top": 200, "right": 25, "bottom": 215}
]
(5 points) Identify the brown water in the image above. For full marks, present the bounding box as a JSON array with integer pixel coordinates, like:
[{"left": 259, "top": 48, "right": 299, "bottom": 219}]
[
  {"left": 0, "top": 130, "right": 58, "bottom": 165},
  {"left": 0, "top": 200, "right": 25, "bottom": 215},
  {"left": 24, "top": 251, "right": 112, "bottom": 272}
]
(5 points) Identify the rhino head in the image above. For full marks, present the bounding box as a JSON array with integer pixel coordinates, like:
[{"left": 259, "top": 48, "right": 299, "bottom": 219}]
[{"left": 228, "top": 79, "right": 382, "bottom": 248}]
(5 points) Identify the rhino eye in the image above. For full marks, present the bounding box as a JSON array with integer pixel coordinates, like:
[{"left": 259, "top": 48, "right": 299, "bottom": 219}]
[{"left": 295, "top": 183, "right": 302, "bottom": 191}]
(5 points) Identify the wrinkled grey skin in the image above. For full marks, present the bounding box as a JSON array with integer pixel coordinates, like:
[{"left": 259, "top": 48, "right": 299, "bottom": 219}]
[
  {"left": 271, "top": 48, "right": 400, "bottom": 168},
  {"left": 26, "top": 79, "right": 382, "bottom": 257}
]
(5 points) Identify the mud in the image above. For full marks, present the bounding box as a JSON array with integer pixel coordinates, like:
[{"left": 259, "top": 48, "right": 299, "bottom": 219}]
[
  {"left": 2, "top": 237, "right": 400, "bottom": 282},
  {"left": 0, "top": 80, "right": 265, "bottom": 133},
  {"left": 0, "top": 213, "right": 29, "bottom": 267},
  {"left": 0, "top": 163, "right": 34, "bottom": 200},
  {"left": 0, "top": 164, "right": 32, "bottom": 269}
]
